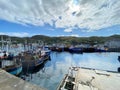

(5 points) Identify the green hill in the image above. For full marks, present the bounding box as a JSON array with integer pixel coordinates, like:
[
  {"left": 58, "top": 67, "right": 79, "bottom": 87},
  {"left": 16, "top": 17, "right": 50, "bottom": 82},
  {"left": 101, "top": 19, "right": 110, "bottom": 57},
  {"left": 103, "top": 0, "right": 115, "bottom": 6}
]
[{"left": 0, "top": 34, "right": 120, "bottom": 45}]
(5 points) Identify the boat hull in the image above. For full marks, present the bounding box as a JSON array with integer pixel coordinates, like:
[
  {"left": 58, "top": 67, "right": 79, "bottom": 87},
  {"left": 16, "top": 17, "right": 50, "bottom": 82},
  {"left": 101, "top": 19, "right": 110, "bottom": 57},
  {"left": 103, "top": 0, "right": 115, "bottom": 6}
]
[
  {"left": 9, "top": 66, "right": 22, "bottom": 75},
  {"left": 4, "top": 64, "right": 22, "bottom": 75},
  {"left": 22, "top": 54, "right": 51, "bottom": 74},
  {"left": 69, "top": 48, "right": 83, "bottom": 53}
]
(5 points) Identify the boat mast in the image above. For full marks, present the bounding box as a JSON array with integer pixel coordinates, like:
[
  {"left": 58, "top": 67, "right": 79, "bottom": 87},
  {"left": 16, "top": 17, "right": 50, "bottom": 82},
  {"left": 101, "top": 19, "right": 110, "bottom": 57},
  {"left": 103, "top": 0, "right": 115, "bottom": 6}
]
[
  {"left": 1, "top": 36, "right": 4, "bottom": 50},
  {"left": 9, "top": 37, "right": 11, "bottom": 51},
  {"left": 7, "top": 37, "right": 11, "bottom": 53},
  {"left": 24, "top": 40, "right": 27, "bottom": 51}
]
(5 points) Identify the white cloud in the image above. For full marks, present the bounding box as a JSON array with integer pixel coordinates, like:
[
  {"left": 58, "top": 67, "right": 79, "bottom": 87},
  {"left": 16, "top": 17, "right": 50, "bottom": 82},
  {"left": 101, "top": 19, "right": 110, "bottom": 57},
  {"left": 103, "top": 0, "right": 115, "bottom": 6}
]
[
  {"left": 57, "top": 34, "right": 79, "bottom": 37},
  {"left": 0, "top": 32, "right": 29, "bottom": 37},
  {"left": 70, "top": 34, "right": 79, "bottom": 37},
  {"left": 48, "top": 28, "right": 55, "bottom": 31},
  {"left": 0, "top": 0, "right": 119, "bottom": 31},
  {"left": 64, "top": 28, "right": 72, "bottom": 32}
]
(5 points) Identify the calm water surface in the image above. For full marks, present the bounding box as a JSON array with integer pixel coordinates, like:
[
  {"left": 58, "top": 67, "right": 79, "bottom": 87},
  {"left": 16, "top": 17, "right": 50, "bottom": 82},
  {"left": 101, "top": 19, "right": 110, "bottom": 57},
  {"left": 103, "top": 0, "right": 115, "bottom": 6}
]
[{"left": 24, "top": 52, "right": 120, "bottom": 90}]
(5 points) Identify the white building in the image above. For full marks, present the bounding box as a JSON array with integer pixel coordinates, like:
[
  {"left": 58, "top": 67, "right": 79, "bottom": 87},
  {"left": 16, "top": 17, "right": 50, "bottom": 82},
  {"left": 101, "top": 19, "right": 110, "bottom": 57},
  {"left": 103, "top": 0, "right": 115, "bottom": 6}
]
[{"left": 105, "top": 40, "right": 120, "bottom": 48}]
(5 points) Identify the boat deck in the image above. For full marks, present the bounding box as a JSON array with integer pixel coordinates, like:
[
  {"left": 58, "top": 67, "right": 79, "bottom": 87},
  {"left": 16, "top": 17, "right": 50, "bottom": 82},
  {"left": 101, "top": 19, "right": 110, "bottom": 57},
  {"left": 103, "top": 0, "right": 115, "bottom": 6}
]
[
  {"left": 75, "top": 67, "right": 120, "bottom": 90},
  {"left": 58, "top": 67, "right": 120, "bottom": 90}
]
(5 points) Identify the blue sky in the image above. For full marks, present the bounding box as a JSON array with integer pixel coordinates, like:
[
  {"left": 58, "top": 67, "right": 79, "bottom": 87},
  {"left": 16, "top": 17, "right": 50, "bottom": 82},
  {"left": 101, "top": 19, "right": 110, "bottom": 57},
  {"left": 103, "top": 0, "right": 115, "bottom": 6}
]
[{"left": 0, "top": 0, "right": 120, "bottom": 37}]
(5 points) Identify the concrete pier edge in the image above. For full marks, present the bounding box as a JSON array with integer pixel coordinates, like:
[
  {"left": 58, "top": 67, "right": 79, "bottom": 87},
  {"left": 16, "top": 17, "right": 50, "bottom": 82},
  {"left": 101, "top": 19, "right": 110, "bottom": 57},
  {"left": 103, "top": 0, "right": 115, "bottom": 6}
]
[{"left": 0, "top": 69, "right": 47, "bottom": 90}]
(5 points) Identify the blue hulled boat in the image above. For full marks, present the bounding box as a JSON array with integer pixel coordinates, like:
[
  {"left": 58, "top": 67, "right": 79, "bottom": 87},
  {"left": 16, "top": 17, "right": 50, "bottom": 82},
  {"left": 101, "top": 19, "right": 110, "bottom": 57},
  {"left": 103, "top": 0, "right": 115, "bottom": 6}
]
[
  {"left": 1, "top": 57, "right": 22, "bottom": 75},
  {"left": 3, "top": 64, "right": 22, "bottom": 75},
  {"left": 69, "top": 47, "right": 83, "bottom": 54}
]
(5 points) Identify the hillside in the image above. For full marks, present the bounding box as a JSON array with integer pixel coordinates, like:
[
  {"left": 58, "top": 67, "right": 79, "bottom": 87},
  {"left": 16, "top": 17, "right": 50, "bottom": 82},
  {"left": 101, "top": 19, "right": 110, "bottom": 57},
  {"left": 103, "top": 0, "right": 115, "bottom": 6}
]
[{"left": 0, "top": 34, "right": 120, "bottom": 45}]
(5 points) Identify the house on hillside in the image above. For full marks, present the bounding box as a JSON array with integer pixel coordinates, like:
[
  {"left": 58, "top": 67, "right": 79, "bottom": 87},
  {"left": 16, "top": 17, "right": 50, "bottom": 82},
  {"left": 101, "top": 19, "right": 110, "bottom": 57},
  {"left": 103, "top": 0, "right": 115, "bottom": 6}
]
[{"left": 104, "top": 40, "right": 120, "bottom": 48}]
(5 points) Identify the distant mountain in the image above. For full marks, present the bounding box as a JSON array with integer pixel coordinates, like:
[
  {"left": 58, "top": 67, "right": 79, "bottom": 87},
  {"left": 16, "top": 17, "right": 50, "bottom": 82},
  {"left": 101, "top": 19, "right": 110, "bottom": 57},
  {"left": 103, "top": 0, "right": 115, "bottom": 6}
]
[{"left": 0, "top": 34, "right": 120, "bottom": 45}]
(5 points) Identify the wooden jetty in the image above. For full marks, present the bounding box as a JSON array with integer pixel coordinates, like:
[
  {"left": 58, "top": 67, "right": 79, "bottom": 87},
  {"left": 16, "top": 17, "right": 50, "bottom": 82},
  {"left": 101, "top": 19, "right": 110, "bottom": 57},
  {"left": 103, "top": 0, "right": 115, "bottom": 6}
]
[{"left": 57, "top": 67, "right": 120, "bottom": 90}]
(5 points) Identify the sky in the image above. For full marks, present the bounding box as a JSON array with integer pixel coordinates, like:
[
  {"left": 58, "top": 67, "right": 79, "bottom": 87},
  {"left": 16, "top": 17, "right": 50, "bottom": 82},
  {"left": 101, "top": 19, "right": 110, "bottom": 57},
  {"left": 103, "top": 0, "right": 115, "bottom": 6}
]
[{"left": 0, "top": 0, "right": 120, "bottom": 37}]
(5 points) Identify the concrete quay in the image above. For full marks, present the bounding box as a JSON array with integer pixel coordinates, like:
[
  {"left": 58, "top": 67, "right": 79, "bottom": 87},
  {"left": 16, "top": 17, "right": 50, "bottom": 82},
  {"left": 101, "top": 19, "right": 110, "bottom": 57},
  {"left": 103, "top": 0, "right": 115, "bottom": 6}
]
[{"left": 0, "top": 69, "right": 46, "bottom": 90}]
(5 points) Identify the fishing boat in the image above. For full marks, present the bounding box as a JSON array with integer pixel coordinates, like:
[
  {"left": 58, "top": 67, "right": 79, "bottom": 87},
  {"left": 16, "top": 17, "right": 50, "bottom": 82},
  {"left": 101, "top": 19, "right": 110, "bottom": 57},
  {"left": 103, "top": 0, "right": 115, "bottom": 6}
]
[
  {"left": 21, "top": 59, "right": 47, "bottom": 78},
  {"left": 1, "top": 56, "right": 22, "bottom": 75},
  {"left": 2, "top": 63, "right": 22, "bottom": 75},
  {"left": 95, "top": 47, "right": 108, "bottom": 52},
  {"left": 21, "top": 49, "right": 51, "bottom": 74},
  {"left": 50, "top": 46, "right": 63, "bottom": 52},
  {"left": 57, "top": 67, "right": 120, "bottom": 90},
  {"left": 0, "top": 51, "right": 8, "bottom": 59},
  {"left": 0, "top": 36, "right": 22, "bottom": 75},
  {"left": 82, "top": 47, "right": 96, "bottom": 52},
  {"left": 69, "top": 47, "right": 83, "bottom": 54}
]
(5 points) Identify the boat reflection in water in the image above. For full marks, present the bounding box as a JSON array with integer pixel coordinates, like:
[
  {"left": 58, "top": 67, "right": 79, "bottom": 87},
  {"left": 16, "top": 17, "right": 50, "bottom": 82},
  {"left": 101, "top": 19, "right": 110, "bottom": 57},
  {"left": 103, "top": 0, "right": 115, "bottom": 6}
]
[
  {"left": 118, "top": 56, "right": 120, "bottom": 62},
  {"left": 117, "top": 56, "right": 120, "bottom": 72},
  {"left": 118, "top": 67, "right": 120, "bottom": 72}
]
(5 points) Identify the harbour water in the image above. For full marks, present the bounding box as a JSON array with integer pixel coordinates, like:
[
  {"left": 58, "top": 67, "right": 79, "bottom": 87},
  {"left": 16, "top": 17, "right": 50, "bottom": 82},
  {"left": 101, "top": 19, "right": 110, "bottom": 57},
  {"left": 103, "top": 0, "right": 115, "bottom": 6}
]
[{"left": 22, "top": 52, "right": 120, "bottom": 90}]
